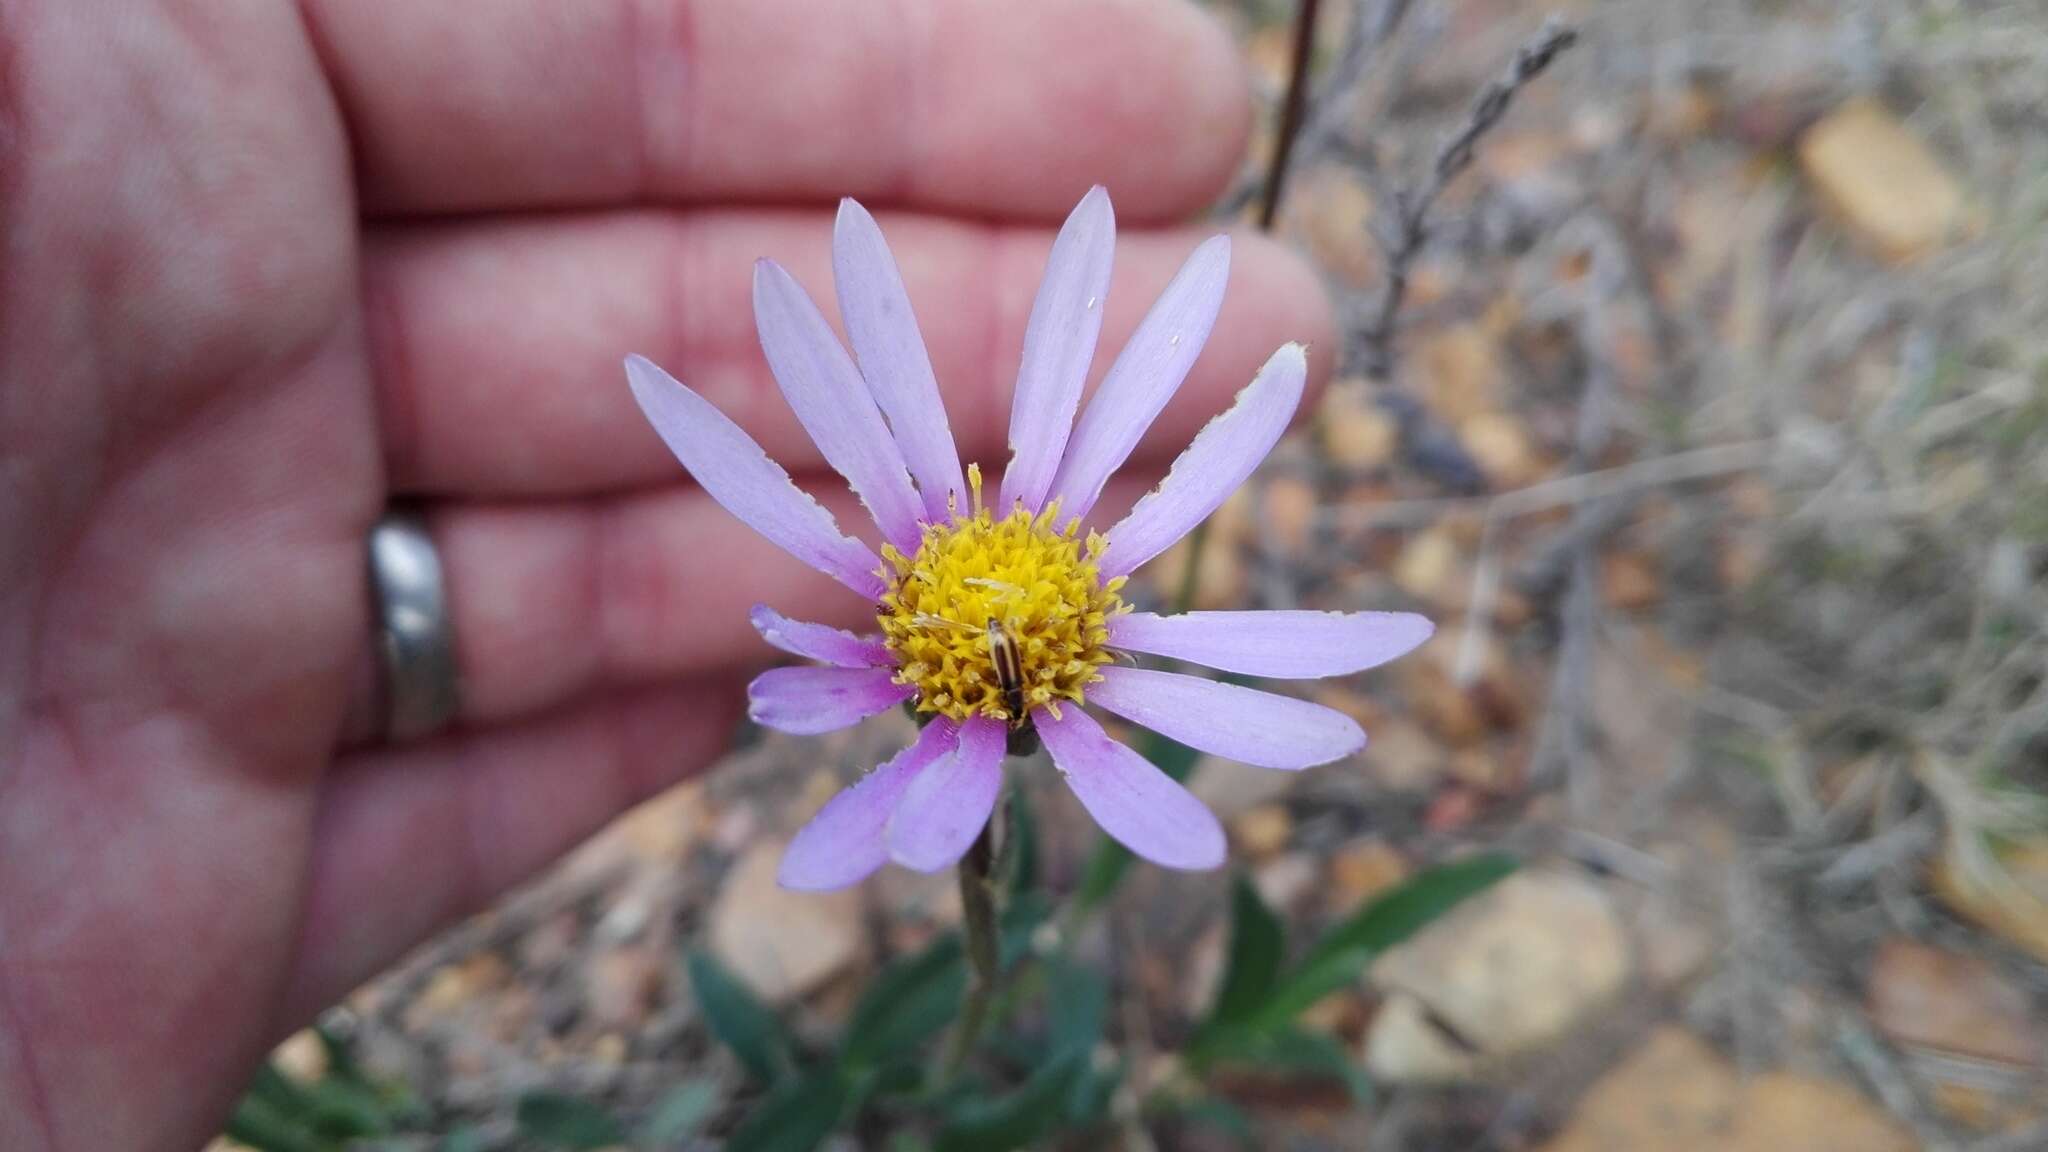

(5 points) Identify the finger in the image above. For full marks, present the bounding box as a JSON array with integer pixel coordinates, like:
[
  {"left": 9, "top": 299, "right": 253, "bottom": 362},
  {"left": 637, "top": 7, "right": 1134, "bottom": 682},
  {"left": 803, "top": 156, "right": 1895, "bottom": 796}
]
[
  {"left": 367, "top": 209, "right": 1336, "bottom": 496},
  {"left": 304, "top": 0, "right": 1250, "bottom": 220},
  {"left": 284, "top": 678, "right": 742, "bottom": 1022},
  {"left": 421, "top": 472, "right": 1170, "bottom": 730}
]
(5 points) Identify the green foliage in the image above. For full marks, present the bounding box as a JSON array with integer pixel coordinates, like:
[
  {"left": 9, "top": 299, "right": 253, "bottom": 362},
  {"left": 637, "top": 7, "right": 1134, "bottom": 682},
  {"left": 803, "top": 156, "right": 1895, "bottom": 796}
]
[
  {"left": 687, "top": 948, "right": 797, "bottom": 1084},
  {"left": 726, "top": 1070, "right": 858, "bottom": 1152},
  {"left": 1189, "top": 853, "right": 1517, "bottom": 1075},
  {"left": 842, "top": 935, "right": 968, "bottom": 1069},
  {"left": 931, "top": 1052, "right": 1090, "bottom": 1152},
  {"left": 222, "top": 1024, "right": 419, "bottom": 1152},
  {"left": 515, "top": 1092, "right": 627, "bottom": 1150},
  {"left": 640, "top": 1081, "right": 719, "bottom": 1145},
  {"left": 1203, "top": 873, "right": 1286, "bottom": 1031}
]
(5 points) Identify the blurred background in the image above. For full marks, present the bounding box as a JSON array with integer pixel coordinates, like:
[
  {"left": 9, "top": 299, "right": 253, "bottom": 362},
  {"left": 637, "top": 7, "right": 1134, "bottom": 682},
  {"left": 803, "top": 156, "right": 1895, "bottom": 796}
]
[{"left": 233, "top": 0, "right": 2048, "bottom": 1148}]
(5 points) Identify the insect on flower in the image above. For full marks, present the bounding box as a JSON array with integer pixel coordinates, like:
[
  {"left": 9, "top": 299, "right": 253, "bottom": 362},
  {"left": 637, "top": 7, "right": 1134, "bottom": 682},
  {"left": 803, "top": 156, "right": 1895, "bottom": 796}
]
[{"left": 625, "top": 187, "right": 1435, "bottom": 889}]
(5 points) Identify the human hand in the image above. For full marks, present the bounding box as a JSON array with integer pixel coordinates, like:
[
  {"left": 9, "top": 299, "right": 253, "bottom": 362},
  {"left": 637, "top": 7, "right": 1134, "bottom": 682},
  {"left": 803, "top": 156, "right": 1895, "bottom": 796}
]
[{"left": 0, "top": 2, "right": 1331, "bottom": 1148}]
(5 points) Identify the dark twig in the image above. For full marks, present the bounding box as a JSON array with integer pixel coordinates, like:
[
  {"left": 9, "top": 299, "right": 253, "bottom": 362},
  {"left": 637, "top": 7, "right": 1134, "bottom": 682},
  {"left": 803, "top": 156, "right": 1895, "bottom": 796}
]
[
  {"left": 1220, "top": 0, "right": 1413, "bottom": 221},
  {"left": 1257, "top": 0, "right": 1327, "bottom": 232},
  {"left": 1361, "top": 18, "right": 1579, "bottom": 377}
]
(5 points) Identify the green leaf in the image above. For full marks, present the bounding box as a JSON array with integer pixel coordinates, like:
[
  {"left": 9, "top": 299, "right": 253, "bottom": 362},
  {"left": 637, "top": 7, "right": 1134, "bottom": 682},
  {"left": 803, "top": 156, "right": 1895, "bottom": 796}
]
[
  {"left": 840, "top": 935, "right": 966, "bottom": 1068},
  {"left": 686, "top": 949, "right": 795, "bottom": 1084},
  {"left": 1243, "top": 1029, "right": 1374, "bottom": 1104},
  {"left": 438, "top": 1127, "right": 487, "bottom": 1152},
  {"left": 639, "top": 1080, "right": 719, "bottom": 1146},
  {"left": 239, "top": 1062, "right": 393, "bottom": 1145},
  {"left": 1043, "top": 957, "right": 1108, "bottom": 1059},
  {"left": 998, "top": 889, "right": 1052, "bottom": 968},
  {"left": 224, "top": 1092, "right": 327, "bottom": 1152},
  {"left": 514, "top": 1092, "right": 626, "bottom": 1150},
  {"left": 726, "top": 1069, "right": 854, "bottom": 1152},
  {"left": 1165, "top": 1097, "right": 1258, "bottom": 1149},
  {"left": 1202, "top": 872, "right": 1285, "bottom": 1032},
  {"left": 932, "top": 1053, "right": 1089, "bottom": 1152},
  {"left": 1261, "top": 853, "right": 1515, "bottom": 1024}
]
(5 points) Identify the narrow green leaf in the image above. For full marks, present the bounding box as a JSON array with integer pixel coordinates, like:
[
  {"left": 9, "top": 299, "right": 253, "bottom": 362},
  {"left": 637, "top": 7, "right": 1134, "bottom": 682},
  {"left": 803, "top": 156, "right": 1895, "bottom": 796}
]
[
  {"left": 1242, "top": 1029, "right": 1373, "bottom": 1104},
  {"left": 1063, "top": 1057, "right": 1122, "bottom": 1126},
  {"left": 1043, "top": 957, "right": 1109, "bottom": 1059},
  {"left": 223, "top": 1092, "right": 327, "bottom": 1152},
  {"left": 932, "top": 1053, "right": 1089, "bottom": 1152},
  {"left": 686, "top": 949, "right": 795, "bottom": 1084},
  {"left": 1261, "top": 854, "right": 1515, "bottom": 1024},
  {"left": 514, "top": 1092, "right": 626, "bottom": 1150},
  {"left": 1202, "top": 872, "right": 1285, "bottom": 1031},
  {"left": 1300, "top": 853, "right": 1516, "bottom": 971},
  {"left": 639, "top": 1080, "right": 719, "bottom": 1145},
  {"left": 840, "top": 935, "right": 966, "bottom": 1068},
  {"left": 726, "top": 1069, "right": 853, "bottom": 1152},
  {"left": 297, "top": 1077, "right": 394, "bottom": 1140}
]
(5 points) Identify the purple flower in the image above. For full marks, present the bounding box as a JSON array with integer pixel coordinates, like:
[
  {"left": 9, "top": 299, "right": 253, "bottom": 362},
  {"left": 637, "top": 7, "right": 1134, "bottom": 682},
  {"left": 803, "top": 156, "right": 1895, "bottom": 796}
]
[{"left": 625, "top": 188, "right": 1433, "bottom": 889}]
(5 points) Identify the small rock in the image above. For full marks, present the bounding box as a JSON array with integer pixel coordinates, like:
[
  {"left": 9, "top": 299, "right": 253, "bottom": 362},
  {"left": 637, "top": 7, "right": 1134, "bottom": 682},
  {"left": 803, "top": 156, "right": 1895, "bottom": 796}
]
[
  {"left": 1403, "top": 626, "right": 1525, "bottom": 747},
  {"left": 1733, "top": 1075, "right": 1919, "bottom": 1152},
  {"left": 1416, "top": 325, "right": 1504, "bottom": 425},
  {"left": 1447, "top": 747, "right": 1515, "bottom": 793},
  {"left": 1321, "top": 385, "right": 1399, "bottom": 472},
  {"left": 1260, "top": 475, "right": 1319, "bottom": 558},
  {"left": 1458, "top": 412, "right": 1539, "bottom": 488},
  {"left": 406, "top": 953, "right": 509, "bottom": 1028},
  {"left": 612, "top": 780, "right": 709, "bottom": 863},
  {"left": 271, "top": 1030, "right": 328, "bottom": 1084},
  {"left": 708, "top": 841, "right": 865, "bottom": 1006},
  {"left": 1393, "top": 527, "right": 1463, "bottom": 610},
  {"left": 1190, "top": 756, "right": 1296, "bottom": 820},
  {"left": 589, "top": 1032, "right": 628, "bottom": 1067},
  {"left": 1538, "top": 1027, "right": 1903, "bottom": 1152},
  {"left": 1285, "top": 169, "right": 1379, "bottom": 288},
  {"left": 1543, "top": 1027, "right": 1921, "bottom": 1152},
  {"left": 1600, "top": 551, "right": 1661, "bottom": 610},
  {"left": 1934, "top": 835, "right": 2048, "bottom": 965},
  {"left": 1867, "top": 937, "right": 2038, "bottom": 1066},
  {"left": 1365, "top": 869, "right": 1631, "bottom": 1082},
  {"left": 1232, "top": 804, "right": 1293, "bottom": 861},
  {"left": 1357, "top": 715, "right": 1445, "bottom": 793},
  {"left": 1798, "top": 98, "right": 1967, "bottom": 264},
  {"left": 1253, "top": 852, "right": 1320, "bottom": 913},
  {"left": 1330, "top": 839, "right": 1409, "bottom": 905},
  {"left": 586, "top": 946, "right": 664, "bottom": 1032}
]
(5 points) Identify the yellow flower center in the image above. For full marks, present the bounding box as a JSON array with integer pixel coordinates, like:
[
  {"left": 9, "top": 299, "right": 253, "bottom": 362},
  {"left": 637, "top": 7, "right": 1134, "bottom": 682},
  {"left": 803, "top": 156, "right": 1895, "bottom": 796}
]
[{"left": 878, "top": 466, "right": 1125, "bottom": 725}]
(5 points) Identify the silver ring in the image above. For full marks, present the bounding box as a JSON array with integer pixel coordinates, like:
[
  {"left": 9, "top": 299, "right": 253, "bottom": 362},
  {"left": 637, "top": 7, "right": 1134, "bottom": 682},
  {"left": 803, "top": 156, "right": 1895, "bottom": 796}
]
[{"left": 369, "top": 511, "right": 459, "bottom": 742}]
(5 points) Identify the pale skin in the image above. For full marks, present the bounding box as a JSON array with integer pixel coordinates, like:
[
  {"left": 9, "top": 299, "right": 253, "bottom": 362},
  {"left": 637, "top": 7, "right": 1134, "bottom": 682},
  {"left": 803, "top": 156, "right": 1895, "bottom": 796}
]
[{"left": 0, "top": 1, "right": 1335, "bottom": 1148}]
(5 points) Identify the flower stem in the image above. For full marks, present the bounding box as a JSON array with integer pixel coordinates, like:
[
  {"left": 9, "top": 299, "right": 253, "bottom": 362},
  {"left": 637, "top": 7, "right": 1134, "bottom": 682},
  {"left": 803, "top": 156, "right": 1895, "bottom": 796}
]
[{"left": 943, "top": 818, "right": 1000, "bottom": 1073}]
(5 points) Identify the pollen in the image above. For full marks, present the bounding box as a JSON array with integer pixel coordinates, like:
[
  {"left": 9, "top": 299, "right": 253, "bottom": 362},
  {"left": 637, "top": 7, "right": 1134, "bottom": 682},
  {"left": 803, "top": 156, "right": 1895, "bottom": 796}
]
[{"left": 878, "top": 465, "right": 1125, "bottom": 725}]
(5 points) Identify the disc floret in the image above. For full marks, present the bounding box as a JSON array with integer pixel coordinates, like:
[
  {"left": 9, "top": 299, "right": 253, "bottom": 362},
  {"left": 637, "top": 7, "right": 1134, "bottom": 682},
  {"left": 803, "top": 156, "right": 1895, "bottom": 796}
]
[{"left": 879, "top": 467, "right": 1125, "bottom": 724}]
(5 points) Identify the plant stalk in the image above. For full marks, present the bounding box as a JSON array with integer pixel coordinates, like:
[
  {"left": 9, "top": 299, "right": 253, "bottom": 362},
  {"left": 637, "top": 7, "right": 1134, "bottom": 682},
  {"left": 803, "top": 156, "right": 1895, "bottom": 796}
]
[{"left": 942, "top": 818, "right": 1001, "bottom": 1072}]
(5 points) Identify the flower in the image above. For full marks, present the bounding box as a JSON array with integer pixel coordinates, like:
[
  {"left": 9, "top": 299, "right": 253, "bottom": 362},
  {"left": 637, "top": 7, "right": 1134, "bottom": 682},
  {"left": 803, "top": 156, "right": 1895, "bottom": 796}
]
[{"left": 625, "top": 187, "right": 1433, "bottom": 889}]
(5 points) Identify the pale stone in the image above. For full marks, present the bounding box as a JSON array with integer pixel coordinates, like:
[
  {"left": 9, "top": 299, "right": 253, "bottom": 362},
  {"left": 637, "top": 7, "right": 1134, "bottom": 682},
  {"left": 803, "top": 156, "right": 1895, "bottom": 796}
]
[
  {"left": 1365, "top": 870, "right": 1630, "bottom": 1082},
  {"left": 708, "top": 840, "right": 865, "bottom": 1006},
  {"left": 1799, "top": 99, "right": 1967, "bottom": 264}
]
